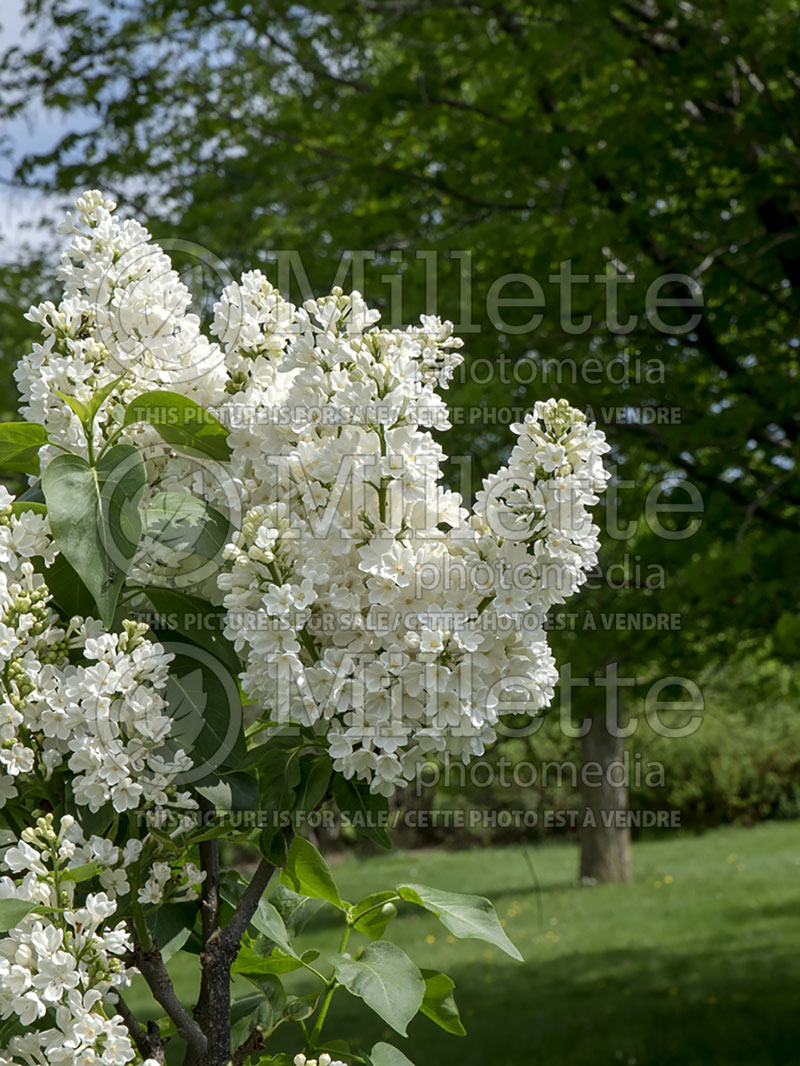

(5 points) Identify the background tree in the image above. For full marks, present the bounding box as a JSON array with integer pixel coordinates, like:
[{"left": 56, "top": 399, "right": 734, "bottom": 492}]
[{"left": 2, "top": 0, "right": 799, "bottom": 880}]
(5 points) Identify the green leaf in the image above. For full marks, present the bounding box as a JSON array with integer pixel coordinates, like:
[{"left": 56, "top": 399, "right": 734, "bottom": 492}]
[
  {"left": 162, "top": 646, "right": 245, "bottom": 781},
  {"left": 332, "top": 775, "right": 392, "bottom": 849},
  {"left": 267, "top": 883, "right": 324, "bottom": 938},
  {"left": 264, "top": 829, "right": 289, "bottom": 868},
  {"left": 68, "top": 800, "right": 115, "bottom": 841},
  {"left": 318, "top": 1041, "right": 352, "bottom": 1060},
  {"left": 42, "top": 444, "right": 146, "bottom": 625},
  {"left": 220, "top": 877, "right": 294, "bottom": 954},
  {"left": 62, "top": 861, "right": 100, "bottom": 884},
  {"left": 281, "top": 835, "right": 343, "bottom": 910},
  {"left": 86, "top": 375, "right": 126, "bottom": 424},
  {"left": 257, "top": 744, "right": 303, "bottom": 860},
  {"left": 229, "top": 978, "right": 286, "bottom": 1049},
  {"left": 419, "top": 970, "right": 466, "bottom": 1036},
  {"left": 0, "top": 422, "right": 48, "bottom": 475},
  {"left": 283, "top": 992, "right": 316, "bottom": 1022},
  {"left": 123, "top": 390, "right": 231, "bottom": 461},
  {"left": 10, "top": 500, "right": 46, "bottom": 517},
  {"left": 146, "top": 902, "right": 198, "bottom": 962},
  {"left": 56, "top": 378, "right": 125, "bottom": 434},
  {"left": 249, "top": 898, "right": 296, "bottom": 957},
  {"left": 349, "top": 891, "right": 398, "bottom": 940},
  {"left": 195, "top": 771, "right": 258, "bottom": 814},
  {"left": 396, "top": 883, "right": 522, "bottom": 961},
  {"left": 55, "top": 390, "right": 91, "bottom": 425},
  {"left": 141, "top": 491, "right": 232, "bottom": 566},
  {"left": 369, "top": 1043, "right": 417, "bottom": 1066},
  {"left": 233, "top": 946, "right": 318, "bottom": 978},
  {"left": 0, "top": 898, "right": 38, "bottom": 932},
  {"left": 294, "top": 752, "right": 332, "bottom": 816},
  {"left": 40, "top": 552, "right": 96, "bottom": 618},
  {"left": 17, "top": 479, "right": 45, "bottom": 503},
  {"left": 142, "top": 586, "right": 241, "bottom": 675},
  {"left": 331, "top": 941, "right": 424, "bottom": 1037}
]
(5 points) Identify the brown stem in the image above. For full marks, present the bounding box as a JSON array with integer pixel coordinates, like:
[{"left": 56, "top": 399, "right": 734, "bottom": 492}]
[
  {"left": 130, "top": 921, "right": 208, "bottom": 1062},
  {"left": 190, "top": 831, "right": 292, "bottom": 1066},
  {"left": 115, "top": 992, "right": 166, "bottom": 1063},
  {"left": 218, "top": 856, "right": 277, "bottom": 955},
  {"left": 193, "top": 799, "right": 222, "bottom": 1050}
]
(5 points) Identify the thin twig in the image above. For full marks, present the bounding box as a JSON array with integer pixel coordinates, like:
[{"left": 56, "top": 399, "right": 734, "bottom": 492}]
[
  {"left": 130, "top": 922, "right": 208, "bottom": 1062},
  {"left": 218, "top": 856, "right": 278, "bottom": 956},
  {"left": 114, "top": 992, "right": 166, "bottom": 1063}
]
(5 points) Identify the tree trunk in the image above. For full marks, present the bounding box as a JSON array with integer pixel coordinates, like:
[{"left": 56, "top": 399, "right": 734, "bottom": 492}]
[{"left": 578, "top": 713, "right": 632, "bottom": 883}]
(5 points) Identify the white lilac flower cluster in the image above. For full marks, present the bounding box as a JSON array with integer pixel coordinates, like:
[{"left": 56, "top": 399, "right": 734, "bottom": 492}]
[
  {"left": 0, "top": 480, "right": 202, "bottom": 1063},
  {"left": 16, "top": 193, "right": 610, "bottom": 803},
  {"left": 213, "top": 281, "right": 610, "bottom": 795},
  {"left": 15, "top": 191, "right": 227, "bottom": 470},
  {"left": 0, "top": 814, "right": 135, "bottom": 1066},
  {"left": 14, "top": 191, "right": 232, "bottom": 597},
  {"left": 0, "top": 490, "right": 56, "bottom": 577},
  {"left": 0, "top": 537, "right": 192, "bottom": 817},
  {"left": 473, "top": 398, "right": 611, "bottom": 612}
]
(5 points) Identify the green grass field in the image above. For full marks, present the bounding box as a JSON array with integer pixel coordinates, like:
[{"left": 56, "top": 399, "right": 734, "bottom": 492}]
[{"left": 128, "top": 822, "right": 800, "bottom": 1066}]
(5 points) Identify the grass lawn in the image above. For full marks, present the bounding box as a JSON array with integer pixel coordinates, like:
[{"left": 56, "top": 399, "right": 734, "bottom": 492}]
[{"left": 128, "top": 821, "right": 800, "bottom": 1066}]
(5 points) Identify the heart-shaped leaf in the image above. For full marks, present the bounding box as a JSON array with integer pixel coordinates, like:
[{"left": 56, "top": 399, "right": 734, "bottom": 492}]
[
  {"left": 368, "top": 1043, "right": 416, "bottom": 1066},
  {"left": 123, "top": 390, "right": 231, "bottom": 461},
  {"left": 142, "top": 587, "right": 241, "bottom": 675},
  {"left": 332, "top": 775, "right": 391, "bottom": 849},
  {"left": 281, "top": 835, "right": 343, "bottom": 910},
  {"left": 332, "top": 941, "right": 424, "bottom": 1037},
  {"left": 350, "top": 891, "right": 399, "bottom": 941},
  {"left": 141, "top": 491, "right": 231, "bottom": 564},
  {"left": 42, "top": 444, "right": 146, "bottom": 625},
  {"left": 0, "top": 422, "right": 48, "bottom": 475},
  {"left": 162, "top": 647, "right": 245, "bottom": 780},
  {"left": 0, "top": 898, "right": 39, "bottom": 932}
]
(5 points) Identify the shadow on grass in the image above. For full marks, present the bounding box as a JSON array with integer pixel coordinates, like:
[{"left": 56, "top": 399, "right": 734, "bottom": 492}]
[{"left": 265, "top": 941, "right": 800, "bottom": 1066}]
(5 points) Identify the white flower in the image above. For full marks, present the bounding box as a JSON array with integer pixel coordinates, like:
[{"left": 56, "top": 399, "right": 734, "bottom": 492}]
[
  {"left": 294, "top": 1055, "right": 349, "bottom": 1066},
  {"left": 99, "top": 868, "right": 130, "bottom": 896},
  {"left": 0, "top": 777, "right": 18, "bottom": 809}
]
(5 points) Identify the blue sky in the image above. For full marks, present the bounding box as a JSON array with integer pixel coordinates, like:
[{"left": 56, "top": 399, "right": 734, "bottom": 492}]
[{"left": 0, "top": 0, "right": 71, "bottom": 256}]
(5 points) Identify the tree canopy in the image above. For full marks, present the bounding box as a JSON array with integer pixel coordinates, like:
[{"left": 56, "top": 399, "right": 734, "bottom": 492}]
[{"left": 2, "top": 0, "right": 799, "bottom": 673}]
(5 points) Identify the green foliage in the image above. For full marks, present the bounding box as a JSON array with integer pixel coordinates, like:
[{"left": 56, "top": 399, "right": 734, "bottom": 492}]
[
  {"left": 330, "top": 941, "right": 425, "bottom": 1037},
  {"left": 2, "top": 6, "right": 799, "bottom": 1060},
  {"left": 230, "top": 981, "right": 286, "bottom": 1049},
  {"left": 0, "top": 899, "right": 39, "bottom": 932},
  {"left": 419, "top": 970, "right": 466, "bottom": 1037},
  {"left": 282, "top": 835, "right": 345, "bottom": 910},
  {"left": 367, "top": 1044, "right": 416, "bottom": 1066},
  {"left": 141, "top": 492, "right": 232, "bottom": 571},
  {"left": 122, "top": 390, "right": 232, "bottom": 462},
  {"left": 3, "top": 0, "right": 798, "bottom": 671},
  {"left": 42, "top": 444, "right": 147, "bottom": 625},
  {"left": 421, "top": 655, "right": 800, "bottom": 842},
  {"left": 332, "top": 775, "right": 392, "bottom": 849},
  {"left": 146, "top": 902, "right": 198, "bottom": 963},
  {"left": 142, "top": 586, "right": 241, "bottom": 674},
  {"left": 0, "top": 422, "right": 48, "bottom": 474},
  {"left": 396, "top": 884, "right": 523, "bottom": 961},
  {"left": 349, "top": 892, "right": 399, "bottom": 941},
  {"left": 162, "top": 645, "right": 246, "bottom": 776},
  {"left": 126, "top": 825, "right": 800, "bottom": 1066}
]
